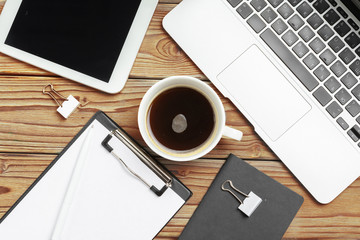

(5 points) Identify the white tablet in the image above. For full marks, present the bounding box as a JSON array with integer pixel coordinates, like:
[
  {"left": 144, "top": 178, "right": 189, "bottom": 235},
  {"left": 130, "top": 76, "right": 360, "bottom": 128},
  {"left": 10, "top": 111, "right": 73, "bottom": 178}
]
[{"left": 0, "top": 0, "right": 158, "bottom": 93}]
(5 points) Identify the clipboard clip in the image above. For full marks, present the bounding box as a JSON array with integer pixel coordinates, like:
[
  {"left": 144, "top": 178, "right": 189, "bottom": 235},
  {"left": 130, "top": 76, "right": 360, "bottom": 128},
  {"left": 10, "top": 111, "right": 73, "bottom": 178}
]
[
  {"left": 102, "top": 130, "right": 172, "bottom": 197},
  {"left": 221, "top": 180, "right": 262, "bottom": 217}
]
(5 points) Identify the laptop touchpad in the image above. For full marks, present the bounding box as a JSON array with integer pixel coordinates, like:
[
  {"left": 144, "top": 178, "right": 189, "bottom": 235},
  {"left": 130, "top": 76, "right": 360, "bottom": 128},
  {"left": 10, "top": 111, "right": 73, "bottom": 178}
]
[{"left": 217, "top": 45, "right": 311, "bottom": 141}]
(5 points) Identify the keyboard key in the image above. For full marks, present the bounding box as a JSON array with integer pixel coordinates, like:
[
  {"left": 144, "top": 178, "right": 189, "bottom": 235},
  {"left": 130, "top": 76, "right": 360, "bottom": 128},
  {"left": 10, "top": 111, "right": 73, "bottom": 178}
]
[
  {"left": 282, "top": 30, "right": 299, "bottom": 46},
  {"left": 327, "top": 0, "right": 337, "bottom": 7},
  {"left": 348, "top": 19, "right": 359, "bottom": 31},
  {"left": 345, "top": 32, "right": 360, "bottom": 49},
  {"left": 325, "top": 76, "right": 341, "bottom": 93},
  {"left": 341, "top": 72, "right": 357, "bottom": 89},
  {"left": 334, "top": 21, "right": 351, "bottom": 37},
  {"left": 326, "top": 101, "right": 343, "bottom": 118},
  {"left": 271, "top": 18, "right": 288, "bottom": 35},
  {"left": 350, "top": 59, "right": 360, "bottom": 76},
  {"left": 328, "top": 36, "right": 345, "bottom": 53},
  {"left": 251, "top": 0, "right": 267, "bottom": 12},
  {"left": 296, "top": 2, "right": 313, "bottom": 18},
  {"left": 323, "top": 9, "right": 340, "bottom": 26},
  {"left": 303, "top": 53, "right": 320, "bottom": 70},
  {"left": 314, "top": 64, "right": 330, "bottom": 81},
  {"left": 350, "top": 125, "right": 360, "bottom": 139},
  {"left": 357, "top": 115, "right": 360, "bottom": 124},
  {"left": 319, "top": 49, "right": 336, "bottom": 65},
  {"left": 261, "top": 7, "right": 278, "bottom": 23},
  {"left": 346, "top": 100, "right": 360, "bottom": 117},
  {"left": 228, "top": 0, "right": 243, "bottom": 7},
  {"left": 337, "top": 117, "right": 349, "bottom": 130},
  {"left": 299, "top": 26, "right": 315, "bottom": 42},
  {"left": 292, "top": 41, "right": 309, "bottom": 58},
  {"left": 260, "top": 29, "right": 319, "bottom": 91},
  {"left": 267, "top": 0, "right": 284, "bottom": 8},
  {"left": 335, "top": 88, "right": 352, "bottom": 105},
  {"left": 313, "top": 0, "right": 330, "bottom": 14},
  {"left": 352, "top": 84, "right": 360, "bottom": 101},
  {"left": 318, "top": 24, "right": 334, "bottom": 41},
  {"left": 277, "top": 3, "right": 294, "bottom": 19},
  {"left": 336, "top": 7, "right": 348, "bottom": 19},
  {"left": 348, "top": 127, "right": 360, "bottom": 142},
  {"left": 237, "top": 3, "right": 254, "bottom": 19},
  {"left": 307, "top": 13, "right": 324, "bottom": 30},
  {"left": 330, "top": 60, "right": 346, "bottom": 77},
  {"left": 309, "top": 37, "right": 326, "bottom": 53},
  {"left": 288, "top": 0, "right": 302, "bottom": 7},
  {"left": 339, "top": 48, "right": 356, "bottom": 65},
  {"left": 288, "top": 14, "right": 305, "bottom": 30},
  {"left": 353, "top": 125, "right": 360, "bottom": 138},
  {"left": 356, "top": 46, "right": 360, "bottom": 57},
  {"left": 247, "top": 14, "right": 266, "bottom": 33},
  {"left": 313, "top": 86, "right": 332, "bottom": 106}
]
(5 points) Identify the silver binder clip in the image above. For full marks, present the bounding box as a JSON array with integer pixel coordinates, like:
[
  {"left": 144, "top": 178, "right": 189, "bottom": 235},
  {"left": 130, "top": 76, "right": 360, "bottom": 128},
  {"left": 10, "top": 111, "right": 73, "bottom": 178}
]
[
  {"left": 43, "top": 84, "right": 80, "bottom": 119},
  {"left": 221, "top": 180, "right": 262, "bottom": 217}
]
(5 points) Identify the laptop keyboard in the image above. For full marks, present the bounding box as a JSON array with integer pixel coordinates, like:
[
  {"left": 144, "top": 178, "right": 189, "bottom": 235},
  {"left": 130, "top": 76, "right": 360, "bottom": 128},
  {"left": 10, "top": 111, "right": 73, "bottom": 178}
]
[{"left": 226, "top": 0, "right": 360, "bottom": 148}]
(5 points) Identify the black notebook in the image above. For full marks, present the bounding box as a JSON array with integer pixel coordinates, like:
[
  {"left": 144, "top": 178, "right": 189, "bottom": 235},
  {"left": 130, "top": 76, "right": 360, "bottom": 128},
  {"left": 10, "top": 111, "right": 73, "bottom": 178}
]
[{"left": 179, "top": 154, "right": 303, "bottom": 240}]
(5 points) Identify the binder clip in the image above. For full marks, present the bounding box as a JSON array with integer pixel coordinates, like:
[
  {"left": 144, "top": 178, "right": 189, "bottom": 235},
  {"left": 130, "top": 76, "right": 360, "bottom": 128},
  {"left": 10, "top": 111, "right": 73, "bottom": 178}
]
[
  {"left": 42, "top": 84, "right": 80, "bottom": 119},
  {"left": 221, "top": 180, "right": 262, "bottom": 217}
]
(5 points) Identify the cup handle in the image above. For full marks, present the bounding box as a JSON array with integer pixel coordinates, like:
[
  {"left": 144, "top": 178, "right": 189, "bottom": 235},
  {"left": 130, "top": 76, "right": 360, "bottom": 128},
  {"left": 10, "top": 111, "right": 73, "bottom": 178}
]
[{"left": 222, "top": 126, "right": 243, "bottom": 141}]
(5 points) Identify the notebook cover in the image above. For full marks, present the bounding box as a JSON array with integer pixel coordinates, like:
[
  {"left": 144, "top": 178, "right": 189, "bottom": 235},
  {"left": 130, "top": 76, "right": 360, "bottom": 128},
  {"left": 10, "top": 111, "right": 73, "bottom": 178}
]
[{"left": 179, "top": 154, "right": 303, "bottom": 240}]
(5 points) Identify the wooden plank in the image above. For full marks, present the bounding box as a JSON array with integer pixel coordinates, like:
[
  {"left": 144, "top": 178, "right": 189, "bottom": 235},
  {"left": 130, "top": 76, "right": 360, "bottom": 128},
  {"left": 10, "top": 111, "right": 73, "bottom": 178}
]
[
  {"left": 0, "top": 76, "right": 276, "bottom": 160},
  {"left": 1, "top": 0, "right": 359, "bottom": 238},
  {"left": 159, "top": 0, "right": 182, "bottom": 3},
  {"left": 0, "top": 154, "right": 360, "bottom": 239},
  {"left": 0, "top": 2, "right": 203, "bottom": 79},
  {"left": 131, "top": 3, "right": 205, "bottom": 80}
]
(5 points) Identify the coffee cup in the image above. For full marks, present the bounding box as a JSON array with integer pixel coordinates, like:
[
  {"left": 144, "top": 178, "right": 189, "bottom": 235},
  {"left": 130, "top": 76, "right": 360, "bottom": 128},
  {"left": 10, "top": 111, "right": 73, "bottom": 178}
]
[{"left": 138, "top": 76, "right": 242, "bottom": 161}]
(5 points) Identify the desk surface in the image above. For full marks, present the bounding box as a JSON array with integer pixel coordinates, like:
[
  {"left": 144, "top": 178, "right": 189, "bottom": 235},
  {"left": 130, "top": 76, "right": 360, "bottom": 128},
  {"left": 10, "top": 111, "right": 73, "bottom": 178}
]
[{"left": 0, "top": 0, "right": 359, "bottom": 239}]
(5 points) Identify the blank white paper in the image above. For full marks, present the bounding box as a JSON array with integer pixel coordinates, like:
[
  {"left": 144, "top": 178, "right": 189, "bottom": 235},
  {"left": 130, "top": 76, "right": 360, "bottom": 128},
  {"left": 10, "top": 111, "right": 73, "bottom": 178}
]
[{"left": 0, "top": 119, "right": 184, "bottom": 240}]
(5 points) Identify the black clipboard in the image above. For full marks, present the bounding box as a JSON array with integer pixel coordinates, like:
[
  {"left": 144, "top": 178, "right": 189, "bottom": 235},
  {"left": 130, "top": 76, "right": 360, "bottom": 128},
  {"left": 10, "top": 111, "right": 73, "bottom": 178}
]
[{"left": 0, "top": 111, "right": 192, "bottom": 239}]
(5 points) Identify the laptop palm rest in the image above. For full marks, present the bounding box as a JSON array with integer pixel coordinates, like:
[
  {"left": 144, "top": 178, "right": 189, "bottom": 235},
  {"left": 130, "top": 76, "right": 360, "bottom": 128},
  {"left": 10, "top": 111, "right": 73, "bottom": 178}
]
[{"left": 217, "top": 45, "right": 311, "bottom": 141}]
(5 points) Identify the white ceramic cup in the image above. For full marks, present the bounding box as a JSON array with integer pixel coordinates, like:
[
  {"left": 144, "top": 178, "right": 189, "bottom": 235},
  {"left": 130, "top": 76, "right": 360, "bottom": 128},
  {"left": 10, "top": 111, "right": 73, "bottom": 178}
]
[{"left": 138, "top": 76, "right": 243, "bottom": 161}]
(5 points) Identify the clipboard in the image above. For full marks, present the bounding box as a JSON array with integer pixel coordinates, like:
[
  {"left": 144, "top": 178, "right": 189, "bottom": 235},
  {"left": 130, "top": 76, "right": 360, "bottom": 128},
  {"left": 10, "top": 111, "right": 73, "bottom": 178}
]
[{"left": 0, "top": 111, "right": 192, "bottom": 240}]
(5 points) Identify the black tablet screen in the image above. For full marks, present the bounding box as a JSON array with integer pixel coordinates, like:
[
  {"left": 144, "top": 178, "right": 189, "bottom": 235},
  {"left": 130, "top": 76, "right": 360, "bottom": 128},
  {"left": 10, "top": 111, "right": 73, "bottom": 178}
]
[{"left": 5, "top": 0, "right": 142, "bottom": 82}]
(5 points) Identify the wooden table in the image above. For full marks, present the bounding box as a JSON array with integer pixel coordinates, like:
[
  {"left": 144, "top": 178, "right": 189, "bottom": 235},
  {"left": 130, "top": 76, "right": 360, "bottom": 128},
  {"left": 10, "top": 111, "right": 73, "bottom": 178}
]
[{"left": 0, "top": 0, "right": 360, "bottom": 239}]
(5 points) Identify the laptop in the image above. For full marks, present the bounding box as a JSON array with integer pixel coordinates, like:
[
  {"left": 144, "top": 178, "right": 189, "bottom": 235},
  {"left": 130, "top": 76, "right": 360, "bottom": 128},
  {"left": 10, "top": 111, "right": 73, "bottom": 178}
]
[{"left": 163, "top": 0, "right": 360, "bottom": 204}]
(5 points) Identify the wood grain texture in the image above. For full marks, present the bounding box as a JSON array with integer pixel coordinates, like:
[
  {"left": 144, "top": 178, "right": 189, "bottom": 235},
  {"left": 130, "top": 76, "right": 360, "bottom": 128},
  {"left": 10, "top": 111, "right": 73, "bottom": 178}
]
[
  {"left": 0, "top": 76, "right": 276, "bottom": 160},
  {"left": 1, "top": 154, "right": 360, "bottom": 239},
  {"left": 0, "top": 0, "right": 359, "bottom": 239}
]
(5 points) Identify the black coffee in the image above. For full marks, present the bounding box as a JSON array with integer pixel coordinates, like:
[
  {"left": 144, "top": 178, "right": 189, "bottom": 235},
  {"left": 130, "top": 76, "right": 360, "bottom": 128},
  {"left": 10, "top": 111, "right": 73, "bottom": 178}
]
[{"left": 148, "top": 87, "right": 215, "bottom": 151}]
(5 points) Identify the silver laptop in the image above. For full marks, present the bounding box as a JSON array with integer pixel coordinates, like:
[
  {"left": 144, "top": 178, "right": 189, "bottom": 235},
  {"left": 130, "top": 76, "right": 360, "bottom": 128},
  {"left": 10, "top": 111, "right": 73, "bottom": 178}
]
[{"left": 163, "top": 0, "right": 360, "bottom": 203}]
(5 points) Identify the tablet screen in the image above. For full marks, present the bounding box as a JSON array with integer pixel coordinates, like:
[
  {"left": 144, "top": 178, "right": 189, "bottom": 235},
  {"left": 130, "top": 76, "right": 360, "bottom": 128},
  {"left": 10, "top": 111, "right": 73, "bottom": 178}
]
[{"left": 5, "top": 0, "right": 142, "bottom": 82}]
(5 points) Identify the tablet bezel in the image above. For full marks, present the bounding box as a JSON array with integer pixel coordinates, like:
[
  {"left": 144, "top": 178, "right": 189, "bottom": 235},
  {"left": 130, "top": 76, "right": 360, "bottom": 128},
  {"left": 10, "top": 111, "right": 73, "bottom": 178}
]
[{"left": 0, "top": 0, "right": 158, "bottom": 94}]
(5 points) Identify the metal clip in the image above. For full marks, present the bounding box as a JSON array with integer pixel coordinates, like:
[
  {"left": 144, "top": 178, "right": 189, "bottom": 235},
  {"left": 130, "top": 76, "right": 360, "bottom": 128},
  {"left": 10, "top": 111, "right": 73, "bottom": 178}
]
[
  {"left": 42, "top": 84, "right": 67, "bottom": 107},
  {"left": 42, "top": 84, "right": 80, "bottom": 119},
  {"left": 221, "top": 180, "right": 248, "bottom": 204},
  {"left": 221, "top": 180, "right": 262, "bottom": 217},
  {"left": 101, "top": 131, "right": 171, "bottom": 196}
]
